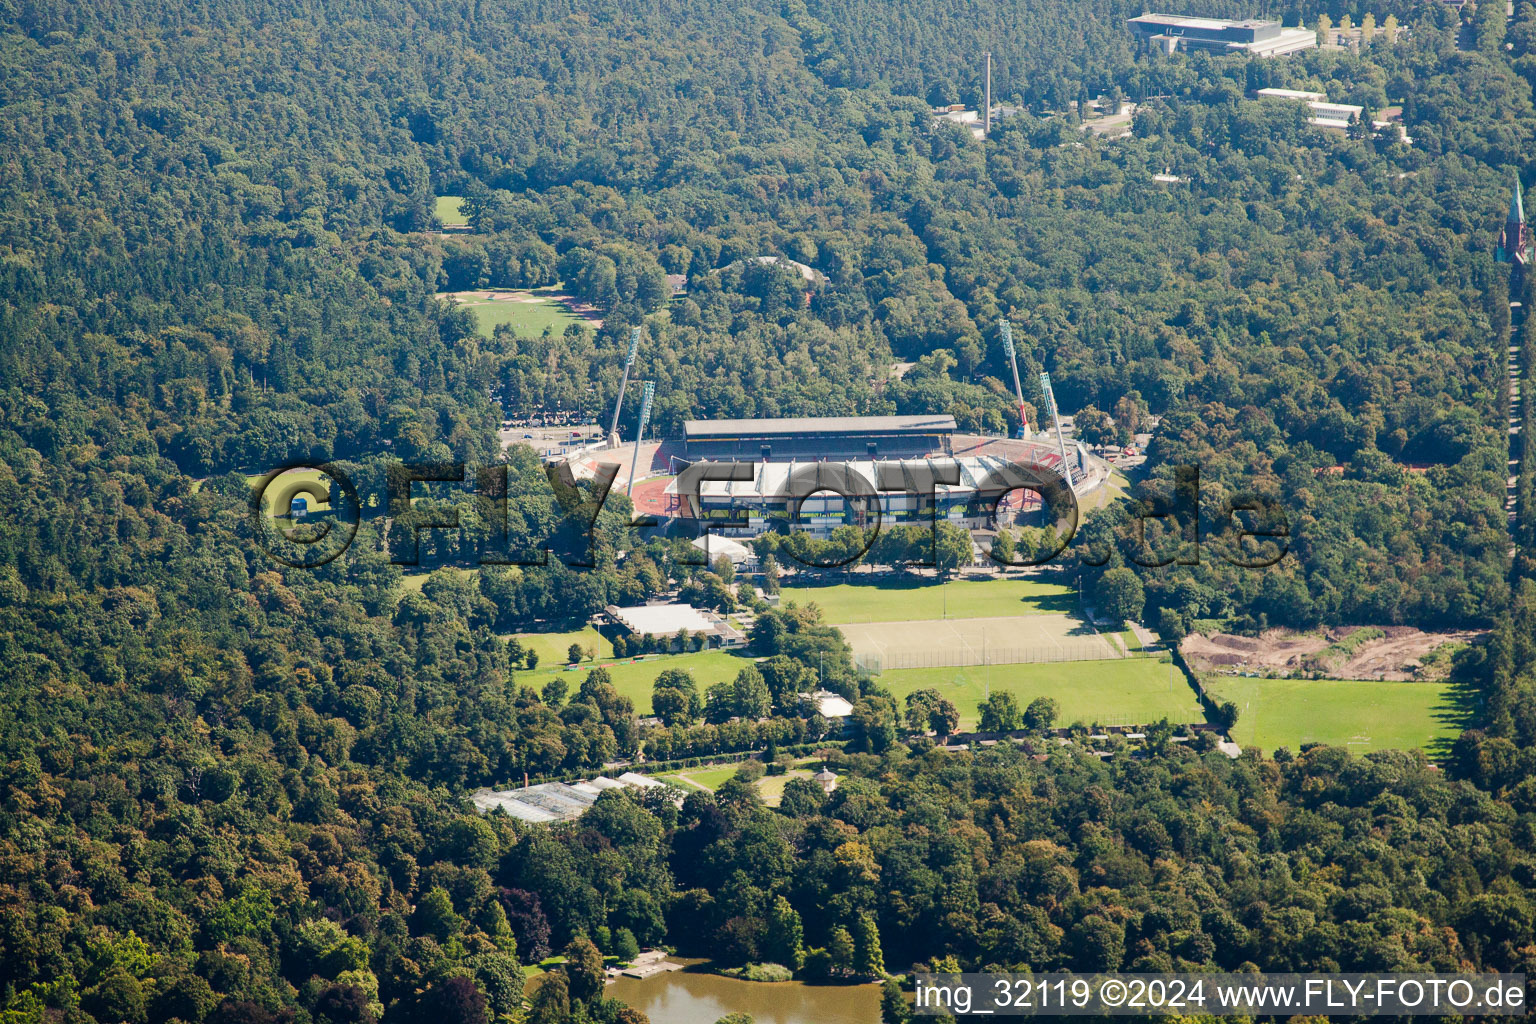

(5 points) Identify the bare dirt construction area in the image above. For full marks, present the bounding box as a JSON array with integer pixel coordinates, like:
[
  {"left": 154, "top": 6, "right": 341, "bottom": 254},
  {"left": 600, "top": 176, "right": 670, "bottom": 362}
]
[{"left": 1181, "top": 626, "right": 1484, "bottom": 681}]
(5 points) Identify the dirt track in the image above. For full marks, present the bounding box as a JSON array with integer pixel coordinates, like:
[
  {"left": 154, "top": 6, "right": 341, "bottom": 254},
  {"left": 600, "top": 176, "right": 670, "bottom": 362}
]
[{"left": 1181, "top": 626, "right": 1483, "bottom": 681}]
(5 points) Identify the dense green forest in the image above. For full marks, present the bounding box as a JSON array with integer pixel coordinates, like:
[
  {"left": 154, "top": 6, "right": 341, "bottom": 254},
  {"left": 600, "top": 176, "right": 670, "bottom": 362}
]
[
  {"left": 5, "top": 0, "right": 1536, "bottom": 1021},
  {"left": 3, "top": 0, "right": 1526, "bottom": 625}
]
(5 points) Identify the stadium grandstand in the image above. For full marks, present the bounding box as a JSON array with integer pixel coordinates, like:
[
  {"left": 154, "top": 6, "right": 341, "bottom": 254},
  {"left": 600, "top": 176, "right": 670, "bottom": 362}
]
[
  {"left": 567, "top": 414, "right": 1103, "bottom": 537},
  {"left": 683, "top": 414, "right": 956, "bottom": 461}
]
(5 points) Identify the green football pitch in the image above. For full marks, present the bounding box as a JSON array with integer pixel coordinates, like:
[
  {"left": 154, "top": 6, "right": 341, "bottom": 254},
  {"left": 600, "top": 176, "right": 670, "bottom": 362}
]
[
  {"left": 1202, "top": 676, "right": 1472, "bottom": 755},
  {"left": 878, "top": 656, "right": 1202, "bottom": 730}
]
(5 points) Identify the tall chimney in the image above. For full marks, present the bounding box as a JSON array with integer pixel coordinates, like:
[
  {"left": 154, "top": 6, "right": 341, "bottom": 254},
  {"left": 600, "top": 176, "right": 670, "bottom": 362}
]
[{"left": 984, "top": 51, "right": 992, "bottom": 138}]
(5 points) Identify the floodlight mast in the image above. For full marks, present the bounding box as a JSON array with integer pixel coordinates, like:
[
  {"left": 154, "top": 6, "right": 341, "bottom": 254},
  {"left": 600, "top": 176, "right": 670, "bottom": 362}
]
[
  {"left": 627, "top": 380, "right": 656, "bottom": 496},
  {"left": 998, "top": 318, "right": 1031, "bottom": 439},
  {"left": 1039, "top": 371, "right": 1074, "bottom": 494},
  {"left": 608, "top": 326, "right": 642, "bottom": 445}
]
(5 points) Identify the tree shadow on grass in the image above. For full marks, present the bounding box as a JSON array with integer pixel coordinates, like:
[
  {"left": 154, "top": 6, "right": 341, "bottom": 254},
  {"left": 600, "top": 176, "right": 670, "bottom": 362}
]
[
  {"left": 790, "top": 574, "right": 1079, "bottom": 614},
  {"left": 1425, "top": 676, "right": 1482, "bottom": 763}
]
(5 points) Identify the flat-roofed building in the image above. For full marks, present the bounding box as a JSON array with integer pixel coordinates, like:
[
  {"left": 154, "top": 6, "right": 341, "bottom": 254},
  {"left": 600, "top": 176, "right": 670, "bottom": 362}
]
[
  {"left": 1256, "top": 86, "right": 1326, "bottom": 101},
  {"left": 1129, "top": 14, "right": 1316, "bottom": 57},
  {"left": 802, "top": 689, "right": 855, "bottom": 722},
  {"left": 932, "top": 104, "right": 986, "bottom": 140},
  {"left": 1255, "top": 87, "right": 1363, "bottom": 125},
  {"left": 604, "top": 602, "right": 745, "bottom": 649}
]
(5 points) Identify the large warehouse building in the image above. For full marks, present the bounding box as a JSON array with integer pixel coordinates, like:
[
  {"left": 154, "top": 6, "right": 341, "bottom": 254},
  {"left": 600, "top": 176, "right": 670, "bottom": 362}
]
[{"left": 1127, "top": 14, "right": 1316, "bottom": 57}]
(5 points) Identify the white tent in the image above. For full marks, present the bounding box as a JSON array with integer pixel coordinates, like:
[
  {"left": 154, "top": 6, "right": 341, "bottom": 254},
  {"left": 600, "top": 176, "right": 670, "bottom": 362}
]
[{"left": 689, "top": 534, "right": 754, "bottom": 565}]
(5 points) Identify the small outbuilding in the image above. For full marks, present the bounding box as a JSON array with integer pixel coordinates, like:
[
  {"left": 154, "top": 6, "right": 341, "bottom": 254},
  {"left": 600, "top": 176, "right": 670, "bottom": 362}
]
[{"left": 813, "top": 765, "right": 839, "bottom": 795}]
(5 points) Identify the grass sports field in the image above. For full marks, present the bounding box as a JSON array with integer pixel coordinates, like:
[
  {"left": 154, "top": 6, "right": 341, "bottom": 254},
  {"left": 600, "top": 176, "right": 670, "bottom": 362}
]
[
  {"left": 510, "top": 639, "right": 754, "bottom": 714},
  {"left": 838, "top": 613, "right": 1115, "bottom": 669},
  {"left": 780, "top": 577, "right": 1075, "bottom": 623},
  {"left": 436, "top": 195, "right": 468, "bottom": 227},
  {"left": 512, "top": 626, "right": 613, "bottom": 666},
  {"left": 466, "top": 291, "right": 584, "bottom": 338},
  {"left": 878, "top": 656, "right": 1201, "bottom": 730},
  {"left": 1202, "top": 676, "right": 1472, "bottom": 754}
]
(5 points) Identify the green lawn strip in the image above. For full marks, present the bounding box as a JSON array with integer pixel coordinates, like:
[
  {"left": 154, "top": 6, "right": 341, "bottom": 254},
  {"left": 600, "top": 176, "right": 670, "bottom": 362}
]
[
  {"left": 655, "top": 773, "right": 707, "bottom": 791},
  {"left": 878, "top": 656, "right": 1201, "bottom": 731},
  {"left": 676, "top": 765, "right": 746, "bottom": 791},
  {"left": 780, "top": 577, "right": 1076, "bottom": 623},
  {"left": 436, "top": 195, "right": 468, "bottom": 226},
  {"left": 1202, "top": 676, "right": 1471, "bottom": 755}
]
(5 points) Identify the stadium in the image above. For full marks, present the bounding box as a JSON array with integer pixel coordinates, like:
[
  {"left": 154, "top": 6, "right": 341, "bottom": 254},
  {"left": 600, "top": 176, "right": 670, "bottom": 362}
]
[{"left": 569, "top": 413, "right": 1108, "bottom": 537}]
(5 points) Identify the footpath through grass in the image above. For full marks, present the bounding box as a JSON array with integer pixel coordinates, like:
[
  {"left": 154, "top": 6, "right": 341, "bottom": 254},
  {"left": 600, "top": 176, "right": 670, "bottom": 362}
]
[
  {"left": 1202, "top": 676, "right": 1471, "bottom": 755},
  {"left": 879, "top": 656, "right": 1201, "bottom": 730},
  {"left": 780, "top": 576, "right": 1076, "bottom": 623}
]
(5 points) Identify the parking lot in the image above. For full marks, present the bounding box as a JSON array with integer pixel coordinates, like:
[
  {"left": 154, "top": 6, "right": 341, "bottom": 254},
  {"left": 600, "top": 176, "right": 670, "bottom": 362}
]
[{"left": 499, "top": 421, "right": 604, "bottom": 456}]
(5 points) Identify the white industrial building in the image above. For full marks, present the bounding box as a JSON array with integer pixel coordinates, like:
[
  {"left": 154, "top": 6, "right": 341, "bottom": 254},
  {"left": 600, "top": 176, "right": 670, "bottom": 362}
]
[
  {"left": 1129, "top": 14, "right": 1316, "bottom": 57},
  {"left": 931, "top": 104, "right": 986, "bottom": 140},
  {"left": 1255, "top": 87, "right": 1364, "bottom": 128}
]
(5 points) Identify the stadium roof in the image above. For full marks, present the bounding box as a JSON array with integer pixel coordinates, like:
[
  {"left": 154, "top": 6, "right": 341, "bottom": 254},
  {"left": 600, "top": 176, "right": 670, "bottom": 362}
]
[
  {"left": 1128, "top": 13, "right": 1272, "bottom": 29},
  {"left": 684, "top": 414, "right": 957, "bottom": 438}
]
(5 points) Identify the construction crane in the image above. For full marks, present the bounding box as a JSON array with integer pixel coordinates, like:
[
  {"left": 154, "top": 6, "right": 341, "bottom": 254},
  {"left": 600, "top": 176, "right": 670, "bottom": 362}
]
[
  {"left": 607, "top": 326, "right": 642, "bottom": 446},
  {"left": 1039, "top": 371, "right": 1075, "bottom": 493},
  {"left": 626, "top": 380, "right": 656, "bottom": 496},
  {"left": 998, "top": 318, "right": 1032, "bottom": 439}
]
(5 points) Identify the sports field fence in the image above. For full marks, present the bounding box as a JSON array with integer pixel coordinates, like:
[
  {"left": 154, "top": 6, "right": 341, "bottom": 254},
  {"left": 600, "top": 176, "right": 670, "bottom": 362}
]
[{"left": 856, "top": 638, "right": 1125, "bottom": 672}]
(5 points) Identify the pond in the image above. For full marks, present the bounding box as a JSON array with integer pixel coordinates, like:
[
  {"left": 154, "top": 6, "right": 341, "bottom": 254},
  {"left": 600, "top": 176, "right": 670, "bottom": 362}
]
[{"left": 605, "top": 964, "right": 882, "bottom": 1024}]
